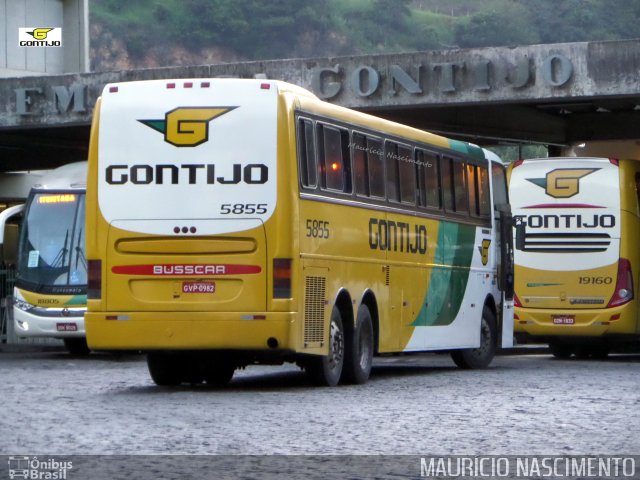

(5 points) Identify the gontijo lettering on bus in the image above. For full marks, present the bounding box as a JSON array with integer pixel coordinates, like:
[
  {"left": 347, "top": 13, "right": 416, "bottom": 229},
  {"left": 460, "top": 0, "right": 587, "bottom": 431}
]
[{"left": 368, "top": 218, "right": 428, "bottom": 254}]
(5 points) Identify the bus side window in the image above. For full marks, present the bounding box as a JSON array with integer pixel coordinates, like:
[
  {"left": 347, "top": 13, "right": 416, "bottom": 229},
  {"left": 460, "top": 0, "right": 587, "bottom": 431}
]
[
  {"left": 368, "top": 138, "right": 385, "bottom": 198},
  {"left": 442, "top": 157, "right": 454, "bottom": 212},
  {"left": 297, "top": 118, "right": 317, "bottom": 188},
  {"left": 318, "top": 124, "right": 351, "bottom": 193},
  {"left": 452, "top": 159, "right": 469, "bottom": 214},
  {"left": 416, "top": 149, "right": 441, "bottom": 210},
  {"left": 468, "top": 163, "right": 490, "bottom": 218},
  {"left": 477, "top": 164, "right": 491, "bottom": 217},
  {"left": 491, "top": 162, "right": 509, "bottom": 208},
  {"left": 443, "top": 157, "right": 469, "bottom": 215},
  {"left": 353, "top": 132, "right": 368, "bottom": 197},
  {"left": 397, "top": 144, "right": 415, "bottom": 205},
  {"left": 385, "top": 141, "right": 400, "bottom": 202}
]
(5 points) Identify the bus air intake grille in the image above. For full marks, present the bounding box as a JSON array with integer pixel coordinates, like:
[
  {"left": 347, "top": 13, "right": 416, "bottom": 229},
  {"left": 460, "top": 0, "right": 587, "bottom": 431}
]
[
  {"left": 522, "top": 233, "right": 611, "bottom": 253},
  {"left": 304, "top": 276, "right": 326, "bottom": 345}
]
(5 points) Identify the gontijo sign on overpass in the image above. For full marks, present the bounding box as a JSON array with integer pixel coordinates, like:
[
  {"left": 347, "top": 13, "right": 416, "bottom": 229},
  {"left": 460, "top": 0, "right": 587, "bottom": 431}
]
[{"left": 0, "top": 40, "right": 637, "bottom": 128}]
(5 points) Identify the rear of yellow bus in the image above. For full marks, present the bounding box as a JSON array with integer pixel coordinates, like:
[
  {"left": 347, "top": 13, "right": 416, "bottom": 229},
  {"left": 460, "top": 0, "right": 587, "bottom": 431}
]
[
  {"left": 85, "top": 79, "right": 303, "bottom": 384},
  {"left": 509, "top": 157, "right": 639, "bottom": 357}
]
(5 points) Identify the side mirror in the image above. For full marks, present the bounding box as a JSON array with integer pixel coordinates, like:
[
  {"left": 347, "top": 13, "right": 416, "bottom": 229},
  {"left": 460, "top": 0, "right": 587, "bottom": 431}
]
[{"left": 2, "top": 223, "right": 19, "bottom": 266}]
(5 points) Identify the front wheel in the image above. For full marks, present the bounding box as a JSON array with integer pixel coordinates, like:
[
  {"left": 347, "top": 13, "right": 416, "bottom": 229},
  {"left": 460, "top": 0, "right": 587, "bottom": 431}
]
[
  {"left": 306, "top": 307, "right": 345, "bottom": 387},
  {"left": 342, "top": 304, "right": 374, "bottom": 384},
  {"left": 451, "top": 306, "right": 497, "bottom": 369}
]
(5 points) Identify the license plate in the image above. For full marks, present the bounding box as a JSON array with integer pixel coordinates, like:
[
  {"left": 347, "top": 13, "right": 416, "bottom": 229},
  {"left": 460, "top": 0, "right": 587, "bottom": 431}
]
[
  {"left": 552, "top": 315, "right": 575, "bottom": 325},
  {"left": 182, "top": 281, "right": 215, "bottom": 294},
  {"left": 56, "top": 322, "right": 78, "bottom": 332}
]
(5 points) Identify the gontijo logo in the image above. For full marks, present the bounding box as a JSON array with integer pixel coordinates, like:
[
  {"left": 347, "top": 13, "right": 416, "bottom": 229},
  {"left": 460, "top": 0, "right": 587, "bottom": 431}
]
[
  {"left": 139, "top": 107, "right": 237, "bottom": 147},
  {"left": 526, "top": 168, "right": 599, "bottom": 198},
  {"left": 19, "top": 28, "right": 62, "bottom": 47}
]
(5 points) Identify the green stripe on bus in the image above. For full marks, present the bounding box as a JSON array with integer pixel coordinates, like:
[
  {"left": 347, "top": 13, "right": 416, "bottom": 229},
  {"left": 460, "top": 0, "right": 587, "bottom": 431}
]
[
  {"left": 448, "top": 139, "right": 485, "bottom": 161},
  {"left": 411, "top": 223, "right": 476, "bottom": 327},
  {"left": 64, "top": 295, "right": 87, "bottom": 306}
]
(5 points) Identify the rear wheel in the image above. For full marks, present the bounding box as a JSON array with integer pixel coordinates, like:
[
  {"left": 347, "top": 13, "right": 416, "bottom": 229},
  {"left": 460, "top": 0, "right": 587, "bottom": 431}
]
[
  {"left": 147, "top": 352, "right": 183, "bottom": 386},
  {"left": 306, "top": 307, "right": 344, "bottom": 386},
  {"left": 204, "top": 356, "right": 236, "bottom": 386},
  {"left": 342, "top": 304, "right": 374, "bottom": 384},
  {"left": 451, "top": 306, "right": 497, "bottom": 369}
]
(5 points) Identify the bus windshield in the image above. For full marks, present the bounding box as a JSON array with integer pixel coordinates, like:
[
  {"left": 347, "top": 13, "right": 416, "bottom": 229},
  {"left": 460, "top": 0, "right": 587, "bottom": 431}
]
[{"left": 16, "top": 192, "right": 87, "bottom": 292}]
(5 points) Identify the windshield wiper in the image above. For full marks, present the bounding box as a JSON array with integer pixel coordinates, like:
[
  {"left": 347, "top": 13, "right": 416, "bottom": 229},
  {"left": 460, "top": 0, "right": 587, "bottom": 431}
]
[
  {"left": 50, "top": 230, "right": 69, "bottom": 268},
  {"left": 74, "top": 227, "right": 87, "bottom": 271}
]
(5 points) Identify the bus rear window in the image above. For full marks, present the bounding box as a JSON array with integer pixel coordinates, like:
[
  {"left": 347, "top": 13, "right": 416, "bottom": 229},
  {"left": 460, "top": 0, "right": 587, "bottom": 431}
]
[{"left": 297, "top": 118, "right": 317, "bottom": 188}]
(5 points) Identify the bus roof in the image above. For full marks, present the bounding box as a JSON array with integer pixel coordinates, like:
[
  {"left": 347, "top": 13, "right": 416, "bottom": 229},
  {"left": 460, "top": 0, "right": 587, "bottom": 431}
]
[{"left": 31, "top": 161, "right": 87, "bottom": 191}]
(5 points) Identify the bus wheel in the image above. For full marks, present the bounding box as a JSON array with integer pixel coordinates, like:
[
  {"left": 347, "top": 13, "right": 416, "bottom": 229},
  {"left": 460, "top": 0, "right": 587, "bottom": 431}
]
[
  {"left": 342, "top": 304, "right": 374, "bottom": 384},
  {"left": 204, "top": 357, "right": 235, "bottom": 386},
  {"left": 549, "top": 342, "right": 574, "bottom": 359},
  {"left": 306, "top": 307, "right": 345, "bottom": 387},
  {"left": 64, "top": 338, "right": 90, "bottom": 355},
  {"left": 147, "top": 353, "right": 183, "bottom": 386},
  {"left": 451, "top": 306, "right": 497, "bottom": 369}
]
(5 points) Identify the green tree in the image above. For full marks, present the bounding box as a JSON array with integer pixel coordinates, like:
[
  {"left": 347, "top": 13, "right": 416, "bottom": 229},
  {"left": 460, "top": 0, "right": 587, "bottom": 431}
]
[{"left": 455, "top": 0, "right": 540, "bottom": 48}]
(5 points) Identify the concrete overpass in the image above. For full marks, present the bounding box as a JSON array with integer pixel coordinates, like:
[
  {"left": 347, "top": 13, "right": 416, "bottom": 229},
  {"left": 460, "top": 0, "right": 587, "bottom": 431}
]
[{"left": 1, "top": 39, "right": 640, "bottom": 171}]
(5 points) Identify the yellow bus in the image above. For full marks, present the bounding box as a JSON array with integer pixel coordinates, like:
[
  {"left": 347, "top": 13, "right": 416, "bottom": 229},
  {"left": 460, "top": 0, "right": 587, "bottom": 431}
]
[
  {"left": 509, "top": 156, "right": 640, "bottom": 358},
  {"left": 0, "top": 162, "right": 89, "bottom": 354},
  {"left": 85, "top": 78, "right": 514, "bottom": 386}
]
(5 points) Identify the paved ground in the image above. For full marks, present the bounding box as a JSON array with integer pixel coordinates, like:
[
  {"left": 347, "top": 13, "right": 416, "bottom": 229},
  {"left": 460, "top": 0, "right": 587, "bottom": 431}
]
[{"left": 2, "top": 348, "right": 638, "bottom": 458}]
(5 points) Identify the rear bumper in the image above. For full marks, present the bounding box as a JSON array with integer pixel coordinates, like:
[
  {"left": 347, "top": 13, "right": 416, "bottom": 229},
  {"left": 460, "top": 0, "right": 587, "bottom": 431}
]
[
  {"left": 85, "top": 311, "right": 298, "bottom": 351},
  {"left": 514, "top": 303, "right": 637, "bottom": 338}
]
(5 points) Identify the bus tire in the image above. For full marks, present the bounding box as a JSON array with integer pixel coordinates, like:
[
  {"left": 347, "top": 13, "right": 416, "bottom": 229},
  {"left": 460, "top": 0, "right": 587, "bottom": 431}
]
[
  {"left": 147, "top": 352, "right": 182, "bottom": 386},
  {"left": 204, "top": 357, "right": 235, "bottom": 386},
  {"left": 64, "top": 338, "right": 90, "bottom": 355},
  {"left": 549, "top": 342, "right": 573, "bottom": 359},
  {"left": 342, "top": 304, "right": 374, "bottom": 384},
  {"left": 306, "top": 307, "right": 345, "bottom": 387},
  {"left": 451, "top": 306, "right": 497, "bottom": 369}
]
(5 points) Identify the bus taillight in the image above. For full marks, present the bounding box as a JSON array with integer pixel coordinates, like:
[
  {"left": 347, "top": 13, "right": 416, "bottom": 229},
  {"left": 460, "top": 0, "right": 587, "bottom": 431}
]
[
  {"left": 607, "top": 258, "right": 633, "bottom": 308},
  {"left": 273, "top": 258, "right": 292, "bottom": 299},
  {"left": 88, "top": 259, "right": 102, "bottom": 300},
  {"left": 514, "top": 293, "right": 522, "bottom": 307}
]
